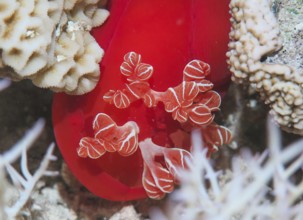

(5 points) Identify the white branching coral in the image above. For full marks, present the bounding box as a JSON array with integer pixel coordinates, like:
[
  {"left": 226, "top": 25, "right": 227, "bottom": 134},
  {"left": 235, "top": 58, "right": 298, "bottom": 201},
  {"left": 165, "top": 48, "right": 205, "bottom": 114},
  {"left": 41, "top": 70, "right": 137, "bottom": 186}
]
[
  {"left": 0, "top": 119, "right": 58, "bottom": 219},
  {"left": 0, "top": 0, "right": 109, "bottom": 95},
  {"left": 150, "top": 119, "right": 303, "bottom": 220},
  {"left": 227, "top": 0, "right": 303, "bottom": 134}
]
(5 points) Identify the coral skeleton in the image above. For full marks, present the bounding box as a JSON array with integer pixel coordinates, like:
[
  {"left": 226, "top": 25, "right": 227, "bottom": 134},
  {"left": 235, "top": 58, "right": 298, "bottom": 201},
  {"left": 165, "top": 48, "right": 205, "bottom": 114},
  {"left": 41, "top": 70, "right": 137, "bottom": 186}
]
[
  {"left": 109, "top": 206, "right": 141, "bottom": 220},
  {"left": 30, "top": 185, "right": 78, "bottom": 220},
  {"left": 0, "top": 0, "right": 109, "bottom": 95},
  {"left": 0, "top": 119, "right": 58, "bottom": 219},
  {"left": 227, "top": 0, "right": 303, "bottom": 134},
  {"left": 150, "top": 118, "right": 303, "bottom": 220}
]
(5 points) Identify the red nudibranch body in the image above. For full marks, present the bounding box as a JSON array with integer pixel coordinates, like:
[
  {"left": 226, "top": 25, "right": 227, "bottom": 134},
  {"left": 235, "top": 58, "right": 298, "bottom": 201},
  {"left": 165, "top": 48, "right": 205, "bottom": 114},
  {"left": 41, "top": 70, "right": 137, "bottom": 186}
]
[{"left": 53, "top": 0, "right": 232, "bottom": 201}]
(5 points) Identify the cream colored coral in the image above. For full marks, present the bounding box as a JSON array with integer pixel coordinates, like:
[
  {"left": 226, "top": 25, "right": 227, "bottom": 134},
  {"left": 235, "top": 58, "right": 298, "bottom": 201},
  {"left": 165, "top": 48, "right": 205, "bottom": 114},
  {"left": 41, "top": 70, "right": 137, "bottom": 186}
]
[
  {"left": 227, "top": 0, "right": 303, "bottom": 134},
  {"left": 0, "top": 0, "right": 109, "bottom": 95}
]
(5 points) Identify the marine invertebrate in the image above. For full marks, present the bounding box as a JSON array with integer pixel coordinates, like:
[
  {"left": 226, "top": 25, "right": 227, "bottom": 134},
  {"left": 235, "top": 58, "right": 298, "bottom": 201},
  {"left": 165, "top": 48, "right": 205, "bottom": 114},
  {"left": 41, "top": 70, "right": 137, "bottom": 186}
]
[
  {"left": 150, "top": 119, "right": 303, "bottom": 220},
  {"left": 53, "top": 0, "right": 232, "bottom": 201},
  {"left": 103, "top": 53, "right": 220, "bottom": 127},
  {"left": 0, "top": 0, "right": 109, "bottom": 95},
  {"left": 77, "top": 52, "right": 231, "bottom": 200},
  {"left": 0, "top": 119, "right": 58, "bottom": 219},
  {"left": 227, "top": 0, "right": 303, "bottom": 134}
]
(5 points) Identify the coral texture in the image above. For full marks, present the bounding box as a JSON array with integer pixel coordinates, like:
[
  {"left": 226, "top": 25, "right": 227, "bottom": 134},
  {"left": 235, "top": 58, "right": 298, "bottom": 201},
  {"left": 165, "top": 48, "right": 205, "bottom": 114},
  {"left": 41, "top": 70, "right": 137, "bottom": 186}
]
[
  {"left": 150, "top": 119, "right": 303, "bottom": 220},
  {"left": 0, "top": 0, "right": 109, "bottom": 95},
  {"left": 30, "top": 185, "right": 77, "bottom": 220},
  {"left": 227, "top": 0, "right": 303, "bottom": 134},
  {"left": 0, "top": 119, "right": 58, "bottom": 219},
  {"left": 109, "top": 206, "right": 141, "bottom": 220}
]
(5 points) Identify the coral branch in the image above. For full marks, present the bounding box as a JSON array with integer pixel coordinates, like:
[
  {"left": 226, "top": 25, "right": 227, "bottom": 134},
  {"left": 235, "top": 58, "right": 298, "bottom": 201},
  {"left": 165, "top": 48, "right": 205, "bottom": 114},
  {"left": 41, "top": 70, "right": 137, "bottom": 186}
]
[
  {"left": 150, "top": 118, "right": 303, "bottom": 219},
  {"left": 0, "top": 119, "right": 57, "bottom": 219},
  {"left": 5, "top": 143, "right": 58, "bottom": 219},
  {"left": 0, "top": 119, "right": 45, "bottom": 165}
]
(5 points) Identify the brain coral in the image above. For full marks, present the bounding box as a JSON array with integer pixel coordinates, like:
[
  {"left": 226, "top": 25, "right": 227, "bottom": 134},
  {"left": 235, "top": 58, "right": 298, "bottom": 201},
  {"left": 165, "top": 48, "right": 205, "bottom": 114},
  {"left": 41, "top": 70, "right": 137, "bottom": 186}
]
[
  {"left": 228, "top": 0, "right": 303, "bottom": 134},
  {"left": 0, "top": 0, "right": 109, "bottom": 95}
]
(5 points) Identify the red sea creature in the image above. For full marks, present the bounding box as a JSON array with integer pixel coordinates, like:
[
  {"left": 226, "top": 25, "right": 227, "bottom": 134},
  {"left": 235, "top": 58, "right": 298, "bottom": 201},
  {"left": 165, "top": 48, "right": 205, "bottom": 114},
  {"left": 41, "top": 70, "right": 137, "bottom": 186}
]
[{"left": 53, "top": 0, "right": 232, "bottom": 201}]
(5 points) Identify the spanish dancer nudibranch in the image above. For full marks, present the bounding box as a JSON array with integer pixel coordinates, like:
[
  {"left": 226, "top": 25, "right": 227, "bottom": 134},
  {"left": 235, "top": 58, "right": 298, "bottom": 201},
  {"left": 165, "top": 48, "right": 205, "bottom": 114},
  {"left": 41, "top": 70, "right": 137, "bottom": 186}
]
[{"left": 53, "top": 0, "right": 232, "bottom": 201}]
